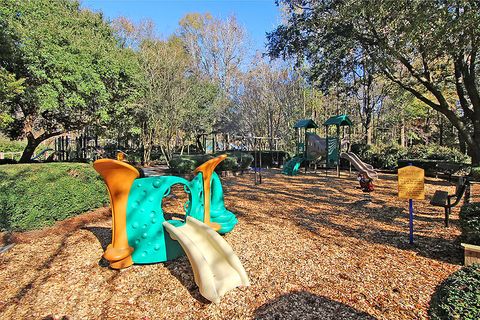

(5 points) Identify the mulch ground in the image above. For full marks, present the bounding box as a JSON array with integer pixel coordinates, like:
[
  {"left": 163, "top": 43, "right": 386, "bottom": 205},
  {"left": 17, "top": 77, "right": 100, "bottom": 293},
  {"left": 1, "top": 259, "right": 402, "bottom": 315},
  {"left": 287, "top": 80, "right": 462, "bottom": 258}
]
[{"left": 0, "top": 169, "right": 471, "bottom": 319}]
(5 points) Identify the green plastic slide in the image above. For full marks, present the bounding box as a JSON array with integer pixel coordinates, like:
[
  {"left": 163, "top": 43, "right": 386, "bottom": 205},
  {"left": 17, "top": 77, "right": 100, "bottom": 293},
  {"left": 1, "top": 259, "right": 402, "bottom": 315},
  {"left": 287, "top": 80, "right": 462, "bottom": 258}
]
[{"left": 282, "top": 156, "right": 304, "bottom": 176}]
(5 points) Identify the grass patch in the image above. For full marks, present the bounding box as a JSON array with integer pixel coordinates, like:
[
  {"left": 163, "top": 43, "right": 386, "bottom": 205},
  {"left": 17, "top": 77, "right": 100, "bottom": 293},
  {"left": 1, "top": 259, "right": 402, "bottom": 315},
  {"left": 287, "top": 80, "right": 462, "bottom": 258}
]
[{"left": 0, "top": 162, "right": 108, "bottom": 231}]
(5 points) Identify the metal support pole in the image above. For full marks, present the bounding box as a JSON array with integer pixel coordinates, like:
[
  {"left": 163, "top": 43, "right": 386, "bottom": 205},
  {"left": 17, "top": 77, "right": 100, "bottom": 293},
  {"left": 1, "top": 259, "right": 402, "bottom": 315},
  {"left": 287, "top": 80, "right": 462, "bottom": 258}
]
[{"left": 409, "top": 199, "right": 414, "bottom": 244}]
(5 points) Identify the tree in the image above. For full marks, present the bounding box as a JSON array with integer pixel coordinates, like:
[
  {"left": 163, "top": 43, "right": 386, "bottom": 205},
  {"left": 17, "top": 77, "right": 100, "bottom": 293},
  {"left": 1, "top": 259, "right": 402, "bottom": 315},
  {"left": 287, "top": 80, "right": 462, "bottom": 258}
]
[
  {"left": 178, "top": 13, "right": 247, "bottom": 96},
  {"left": 136, "top": 35, "right": 219, "bottom": 164},
  {"left": 0, "top": 68, "right": 24, "bottom": 129},
  {"left": 234, "top": 56, "right": 304, "bottom": 151},
  {"left": 0, "top": 0, "right": 140, "bottom": 162},
  {"left": 268, "top": 0, "right": 480, "bottom": 164}
]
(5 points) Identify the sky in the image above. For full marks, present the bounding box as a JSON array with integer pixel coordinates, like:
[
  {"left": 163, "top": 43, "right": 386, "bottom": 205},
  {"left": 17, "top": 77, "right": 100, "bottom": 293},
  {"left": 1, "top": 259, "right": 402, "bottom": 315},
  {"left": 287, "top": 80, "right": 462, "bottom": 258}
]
[{"left": 81, "top": 0, "right": 283, "bottom": 55}]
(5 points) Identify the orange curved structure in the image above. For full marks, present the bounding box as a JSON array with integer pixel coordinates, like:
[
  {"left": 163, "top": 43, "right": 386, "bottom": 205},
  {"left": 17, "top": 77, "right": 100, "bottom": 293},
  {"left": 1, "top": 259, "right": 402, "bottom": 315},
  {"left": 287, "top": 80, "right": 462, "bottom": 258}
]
[
  {"left": 93, "top": 159, "right": 140, "bottom": 269},
  {"left": 193, "top": 154, "right": 227, "bottom": 231}
]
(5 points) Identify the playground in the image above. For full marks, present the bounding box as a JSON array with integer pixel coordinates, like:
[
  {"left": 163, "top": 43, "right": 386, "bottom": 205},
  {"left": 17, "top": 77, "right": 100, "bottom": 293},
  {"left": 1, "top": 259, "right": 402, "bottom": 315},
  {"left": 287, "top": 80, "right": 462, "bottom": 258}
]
[
  {"left": 0, "top": 168, "right": 468, "bottom": 319},
  {"left": 2, "top": 1, "right": 480, "bottom": 319}
]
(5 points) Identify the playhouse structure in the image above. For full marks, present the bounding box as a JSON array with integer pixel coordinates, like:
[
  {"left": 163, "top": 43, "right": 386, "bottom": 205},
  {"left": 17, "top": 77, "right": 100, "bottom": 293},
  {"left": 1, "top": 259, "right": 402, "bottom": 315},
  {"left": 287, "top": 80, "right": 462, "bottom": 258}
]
[{"left": 283, "top": 115, "right": 354, "bottom": 176}]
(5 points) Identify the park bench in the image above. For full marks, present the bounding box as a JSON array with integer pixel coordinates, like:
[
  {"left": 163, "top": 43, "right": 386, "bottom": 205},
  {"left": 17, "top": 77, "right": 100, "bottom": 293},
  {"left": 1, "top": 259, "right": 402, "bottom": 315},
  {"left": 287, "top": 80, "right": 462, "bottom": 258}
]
[{"left": 430, "top": 176, "right": 469, "bottom": 227}]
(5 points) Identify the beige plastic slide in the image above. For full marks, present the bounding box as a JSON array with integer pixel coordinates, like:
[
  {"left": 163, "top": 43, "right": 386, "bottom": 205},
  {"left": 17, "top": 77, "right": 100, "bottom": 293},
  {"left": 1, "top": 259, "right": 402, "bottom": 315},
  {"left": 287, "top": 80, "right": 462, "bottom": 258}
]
[
  {"left": 163, "top": 217, "right": 250, "bottom": 303},
  {"left": 340, "top": 152, "right": 378, "bottom": 180}
]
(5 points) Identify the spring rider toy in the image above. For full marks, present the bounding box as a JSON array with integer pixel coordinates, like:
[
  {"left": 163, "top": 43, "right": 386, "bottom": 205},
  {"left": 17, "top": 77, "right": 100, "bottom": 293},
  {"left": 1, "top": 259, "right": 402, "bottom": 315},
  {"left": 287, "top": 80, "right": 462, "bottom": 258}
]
[{"left": 93, "top": 154, "right": 249, "bottom": 303}]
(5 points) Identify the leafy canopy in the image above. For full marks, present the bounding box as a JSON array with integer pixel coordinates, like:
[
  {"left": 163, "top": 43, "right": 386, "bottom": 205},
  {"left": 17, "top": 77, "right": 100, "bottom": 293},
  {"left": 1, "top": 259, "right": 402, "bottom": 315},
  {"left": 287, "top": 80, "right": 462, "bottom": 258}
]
[{"left": 0, "top": 0, "right": 140, "bottom": 141}]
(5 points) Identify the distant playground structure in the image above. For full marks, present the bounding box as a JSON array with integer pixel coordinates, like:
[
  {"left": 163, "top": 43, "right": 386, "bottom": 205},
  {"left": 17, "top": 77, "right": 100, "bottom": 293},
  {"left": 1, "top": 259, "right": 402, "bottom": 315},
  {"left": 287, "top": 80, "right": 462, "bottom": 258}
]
[
  {"left": 94, "top": 154, "right": 249, "bottom": 303},
  {"left": 282, "top": 115, "right": 377, "bottom": 180}
]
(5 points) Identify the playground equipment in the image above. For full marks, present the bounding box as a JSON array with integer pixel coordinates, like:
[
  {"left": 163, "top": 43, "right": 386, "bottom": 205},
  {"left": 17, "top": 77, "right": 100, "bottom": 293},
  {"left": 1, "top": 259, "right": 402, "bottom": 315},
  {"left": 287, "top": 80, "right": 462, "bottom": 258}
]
[
  {"left": 93, "top": 154, "right": 249, "bottom": 303},
  {"left": 340, "top": 152, "right": 377, "bottom": 180},
  {"left": 283, "top": 115, "right": 353, "bottom": 176},
  {"left": 283, "top": 119, "right": 321, "bottom": 176}
]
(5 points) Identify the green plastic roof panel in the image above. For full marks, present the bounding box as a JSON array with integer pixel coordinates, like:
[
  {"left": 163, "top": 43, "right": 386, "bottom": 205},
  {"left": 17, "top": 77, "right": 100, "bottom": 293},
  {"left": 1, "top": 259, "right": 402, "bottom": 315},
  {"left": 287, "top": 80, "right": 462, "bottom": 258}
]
[
  {"left": 323, "top": 114, "right": 353, "bottom": 127},
  {"left": 293, "top": 119, "right": 319, "bottom": 129}
]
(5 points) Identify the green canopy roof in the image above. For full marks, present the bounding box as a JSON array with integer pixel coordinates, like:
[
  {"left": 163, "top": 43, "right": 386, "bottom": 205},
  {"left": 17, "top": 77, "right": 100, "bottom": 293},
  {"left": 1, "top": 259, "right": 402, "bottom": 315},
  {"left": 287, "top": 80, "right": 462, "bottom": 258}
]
[
  {"left": 323, "top": 115, "right": 353, "bottom": 127},
  {"left": 293, "top": 119, "right": 319, "bottom": 129}
]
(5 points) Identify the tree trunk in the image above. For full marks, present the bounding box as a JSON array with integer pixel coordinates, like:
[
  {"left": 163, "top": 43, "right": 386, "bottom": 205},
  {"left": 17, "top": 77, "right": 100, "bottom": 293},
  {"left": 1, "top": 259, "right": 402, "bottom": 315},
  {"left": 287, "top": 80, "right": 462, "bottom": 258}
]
[
  {"left": 366, "top": 125, "right": 373, "bottom": 145},
  {"left": 459, "top": 132, "right": 466, "bottom": 155},
  {"left": 19, "top": 136, "right": 41, "bottom": 163},
  {"left": 19, "top": 131, "right": 61, "bottom": 163},
  {"left": 400, "top": 121, "right": 406, "bottom": 148},
  {"left": 438, "top": 112, "right": 443, "bottom": 146},
  {"left": 471, "top": 118, "right": 480, "bottom": 166}
]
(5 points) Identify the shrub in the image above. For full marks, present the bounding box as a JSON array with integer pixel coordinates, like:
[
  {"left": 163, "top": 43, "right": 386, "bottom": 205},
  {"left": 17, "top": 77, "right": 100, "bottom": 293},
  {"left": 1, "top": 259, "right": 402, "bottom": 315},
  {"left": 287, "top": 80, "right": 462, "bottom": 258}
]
[
  {"left": 350, "top": 143, "right": 468, "bottom": 170},
  {"left": 224, "top": 152, "right": 253, "bottom": 171},
  {"left": 0, "top": 137, "right": 26, "bottom": 153},
  {"left": 0, "top": 163, "right": 108, "bottom": 231},
  {"left": 168, "top": 152, "right": 253, "bottom": 174},
  {"left": 216, "top": 156, "right": 239, "bottom": 172},
  {"left": 459, "top": 203, "right": 480, "bottom": 245},
  {"left": 408, "top": 144, "right": 468, "bottom": 163},
  {"left": 350, "top": 143, "right": 371, "bottom": 158},
  {"left": 429, "top": 264, "right": 480, "bottom": 320},
  {"left": 364, "top": 144, "right": 408, "bottom": 169},
  {"left": 169, "top": 157, "right": 197, "bottom": 174},
  {"left": 470, "top": 167, "right": 480, "bottom": 181}
]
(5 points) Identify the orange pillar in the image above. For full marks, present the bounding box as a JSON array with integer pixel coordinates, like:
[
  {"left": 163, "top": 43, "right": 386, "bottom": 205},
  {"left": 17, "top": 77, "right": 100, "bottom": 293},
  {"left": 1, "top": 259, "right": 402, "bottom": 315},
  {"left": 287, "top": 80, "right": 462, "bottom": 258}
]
[
  {"left": 93, "top": 159, "right": 140, "bottom": 269},
  {"left": 193, "top": 154, "right": 227, "bottom": 231}
]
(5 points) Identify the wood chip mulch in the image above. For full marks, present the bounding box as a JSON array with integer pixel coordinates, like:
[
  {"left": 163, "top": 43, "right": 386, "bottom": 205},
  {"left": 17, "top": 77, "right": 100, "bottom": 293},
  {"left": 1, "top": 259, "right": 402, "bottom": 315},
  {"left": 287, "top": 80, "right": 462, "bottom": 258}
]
[{"left": 0, "top": 170, "right": 469, "bottom": 320}]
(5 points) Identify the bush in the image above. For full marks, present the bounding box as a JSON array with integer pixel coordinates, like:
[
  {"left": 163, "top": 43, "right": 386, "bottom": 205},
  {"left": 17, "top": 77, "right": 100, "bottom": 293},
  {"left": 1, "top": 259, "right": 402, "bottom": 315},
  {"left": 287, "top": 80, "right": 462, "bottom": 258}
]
[
  {"left": 225, "top": 152, "right": 254, "bottom": 170},
  {"left": 0, "top": 163, "right": 108, "bottom": 231},
  {"left": 216, "top": 156, "right": 239, "bottom": 172},
  {"left": 0, "top": 137, "right": 26, "bottom": 153},
  {"left": 429, "top": 264, "right": 480, "bottom": 320},
  {"left": 470, "top": 167, "right": 480, "bottom": 181},
  {"left": 364, "top": 144, "right": 408, "bottom": 169},
  {"left": 349, "top": 143, "right": 468, "bottom": 170},
  {"left": 408, "top": 144, "right": 469, "bottom": 163},
  {"left": 350, "top": 143, "right": 371, "bottom": 158},
  {"left": 169, "top": 152, "right": 253, "bottom": 174},
  {"left": 169, "top": 157, "right": 197, "bottom": 174},
  {"left": 460, "top": 203, "right": 480, "bottom": 245}
]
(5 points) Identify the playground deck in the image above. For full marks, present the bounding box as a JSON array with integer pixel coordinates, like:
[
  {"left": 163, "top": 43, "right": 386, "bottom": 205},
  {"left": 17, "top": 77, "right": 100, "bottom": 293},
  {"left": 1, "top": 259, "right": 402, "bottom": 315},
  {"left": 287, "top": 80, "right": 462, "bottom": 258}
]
[{"left": 0, "top": 170, "right": 466, "bottom": 319}]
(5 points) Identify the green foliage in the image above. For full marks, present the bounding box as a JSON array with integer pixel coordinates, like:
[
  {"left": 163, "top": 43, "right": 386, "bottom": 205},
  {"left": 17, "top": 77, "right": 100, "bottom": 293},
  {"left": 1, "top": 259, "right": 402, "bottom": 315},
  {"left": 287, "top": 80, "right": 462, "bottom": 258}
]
[
  {"left": 362, "top": 144, "right": 408, "bottom": 169},
  {"left": 0, "top": 136, "right": 25, "bottom": 153},
  {"left": 0, "top": 0, "right": 140, "bottom": 159},
  {"left": 0, "top": 163, "right": 108, "bottom": 231},
  {"left": 169, "top": 157, "right": 197, "bottom": 174},
  {"left": 135, "top": 33, "right": 219, "bottom": 164},
  {"left": 408, "top": 145, "right": 469, "bottom": 163},
  {"left": 233, "top": 152, "right": 254, "bottom": 170},
  {"left": 352, "top": 143, "right": 468, "bottom": 169},
  {"left": 0, "top": 67, "right": 24, "bottom": 129},
  {"left": 216, "top": 156, "right": 240, "bottom": 172},
  {"left": 268, "top": 0, "right": 480, "bottom": 164},
  {"left": 169, "top": 152, "right": 253, "bottom": 174},
  {"left": 459, "top": 203, "right": 480, "bottom": 246},
  {"left": 470, "top": 167, "right": 480, "bottom": 181},
  {"left": 429, "top": 264, "right": 480, "bottom": 320}
]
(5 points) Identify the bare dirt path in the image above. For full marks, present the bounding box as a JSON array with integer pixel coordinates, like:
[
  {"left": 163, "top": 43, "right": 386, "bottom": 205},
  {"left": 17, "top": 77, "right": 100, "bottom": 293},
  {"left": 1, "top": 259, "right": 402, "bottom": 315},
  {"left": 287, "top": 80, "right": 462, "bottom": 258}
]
[{"left": 0, "top": 170, "right": 465, "bottom": 319}]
